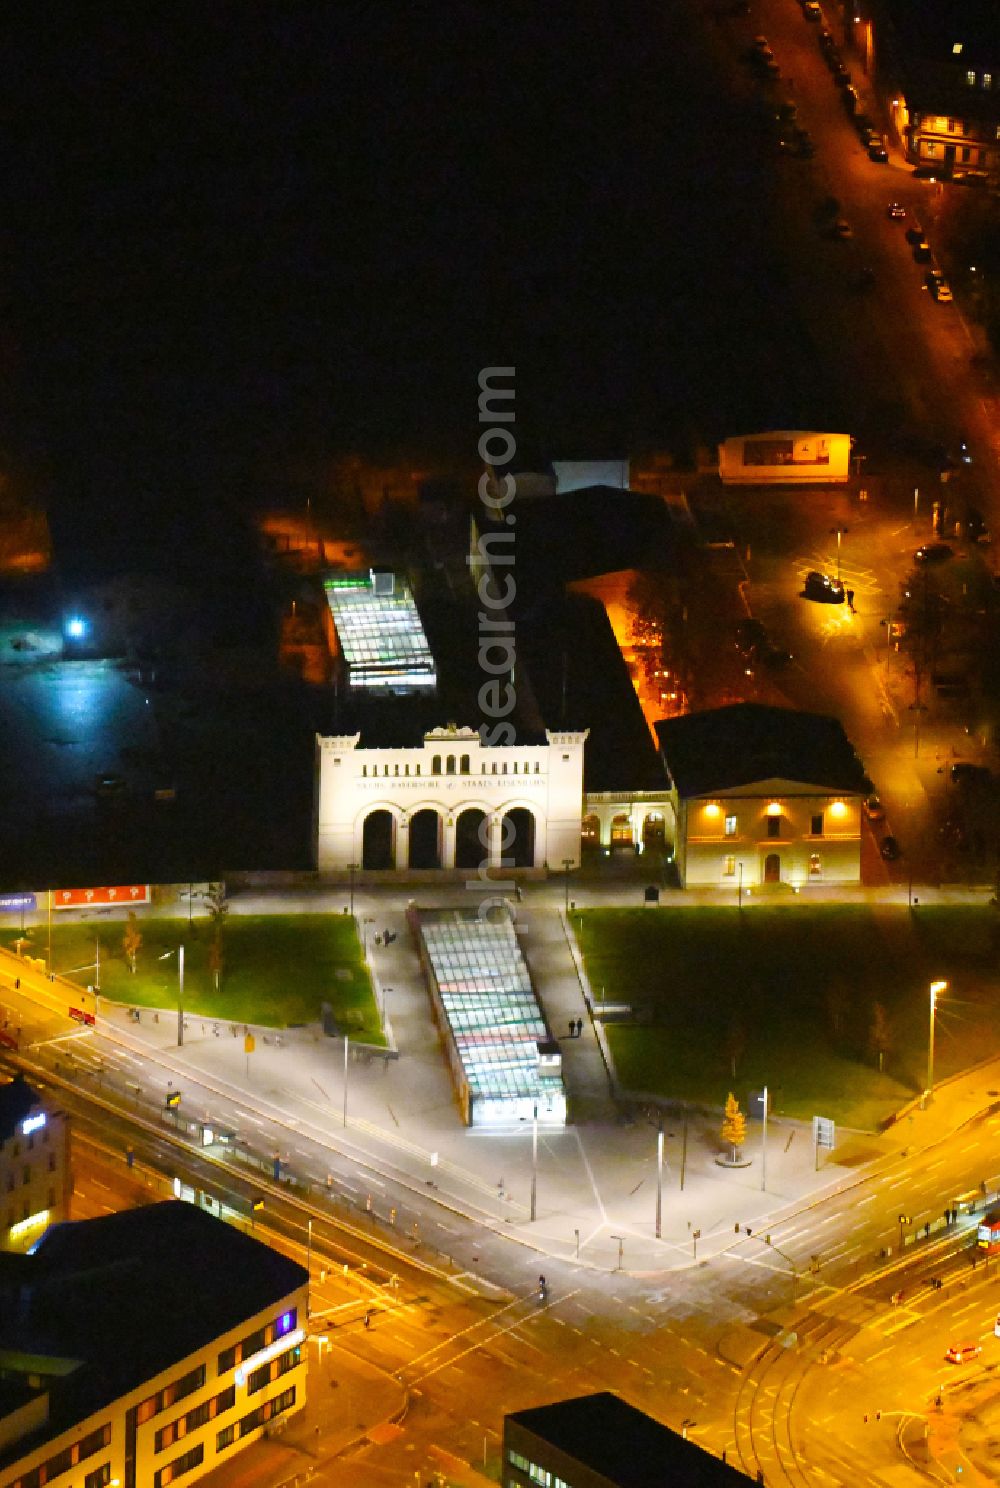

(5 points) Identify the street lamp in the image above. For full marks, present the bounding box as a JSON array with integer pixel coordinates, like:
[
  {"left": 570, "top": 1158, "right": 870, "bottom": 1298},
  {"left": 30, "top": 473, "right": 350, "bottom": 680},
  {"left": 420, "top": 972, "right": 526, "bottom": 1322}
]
[
  {"left": 562, "top": 858, "right": 573, "bottom": 913},
  {"left": 530, "top": 1103, "right": 538, "bottom": 1222},
  {"left": 158, "top": 945, "right": 185, "bottom": 1047},
  {"left": 655, "top": 1124, "right": 664, "bottom": 1239},
  {"left": 349, "top": 861, "right": 358, "bottom": 916},
  {"left": 610, "top": 1233, "right": 624, "bottom": 1271},
  {"left": 927, "top": 980, "right": 947, "bottom": 1102},
  {"left": 830, "top": 526, "right": 848, "bottom": 582}
]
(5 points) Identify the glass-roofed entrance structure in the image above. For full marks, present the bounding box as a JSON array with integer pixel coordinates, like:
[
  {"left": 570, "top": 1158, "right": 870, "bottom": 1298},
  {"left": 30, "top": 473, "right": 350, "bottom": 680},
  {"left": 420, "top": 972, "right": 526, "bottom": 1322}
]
[
  {"left": 412, "top": 906, "right": 566, "bottom": 1128},
  {"left": 323, "top": 570, "right": 436, "bottom": 694}
]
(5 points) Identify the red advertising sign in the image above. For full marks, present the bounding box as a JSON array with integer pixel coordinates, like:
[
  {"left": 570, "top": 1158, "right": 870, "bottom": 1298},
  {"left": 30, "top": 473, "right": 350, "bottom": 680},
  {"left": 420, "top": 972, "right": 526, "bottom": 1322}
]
[{"left": 52, "top": 885, "right": 150, "bottom": 910}]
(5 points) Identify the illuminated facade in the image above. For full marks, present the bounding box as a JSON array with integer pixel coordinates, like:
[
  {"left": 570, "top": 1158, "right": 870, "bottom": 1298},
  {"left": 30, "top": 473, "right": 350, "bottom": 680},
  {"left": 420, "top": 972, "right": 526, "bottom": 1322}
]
[
  {"left": 0, "top": 1077, "right": 70, "bottom": 1253},
  {"left": 314, "top": 724, "right": 588, "bottom": 874},
  {"left": 657, "top": 705, "right": 868, "bottom": 888},
  {"left": 0, "top": 1203, "right": 307, "bottom": 1488}
]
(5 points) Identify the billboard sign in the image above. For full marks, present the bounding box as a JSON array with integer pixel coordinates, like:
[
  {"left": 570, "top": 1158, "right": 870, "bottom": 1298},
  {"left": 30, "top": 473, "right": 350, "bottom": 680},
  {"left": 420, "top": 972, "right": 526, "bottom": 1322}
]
[
  {"left": 53, "top": 885, "right": 150, "bottom": 910},
  {"left": 0, "top": 893, "right": 36, "bottom": 913}
]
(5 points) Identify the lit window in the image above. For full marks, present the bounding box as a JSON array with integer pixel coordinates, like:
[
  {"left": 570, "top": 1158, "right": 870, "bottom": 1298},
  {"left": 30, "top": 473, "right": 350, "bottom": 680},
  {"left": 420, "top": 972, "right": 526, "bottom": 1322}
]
[
  {"left": 953, "top": 41, "right": 963, "bottom": 54},
  {"left": 723, "top": 855, "right": 736, "bottom": 877},
  {"left": 811, "top": 813, "right": 824, "bottom": 836},
  {"left": 984, "top": 73, "right": 992, "bottom": 88},
  {"left": 809, "top": 854, "right": 822, "bottom": 876},
  {"left": 926, "top": 142, "right": 938, "bottom": 156},
  {"left": 725, "top": 814, "right": 737, "bottom": 837},
  {"left": 965, "top": 69, "right": 975, "bottom": 85}
]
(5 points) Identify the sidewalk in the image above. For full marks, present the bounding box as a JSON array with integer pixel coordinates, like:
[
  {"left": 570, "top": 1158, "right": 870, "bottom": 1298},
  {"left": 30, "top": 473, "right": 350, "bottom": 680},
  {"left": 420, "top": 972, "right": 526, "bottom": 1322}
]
[{"left": 87, "top": 890, "right": 1000, "bottom": 1279}]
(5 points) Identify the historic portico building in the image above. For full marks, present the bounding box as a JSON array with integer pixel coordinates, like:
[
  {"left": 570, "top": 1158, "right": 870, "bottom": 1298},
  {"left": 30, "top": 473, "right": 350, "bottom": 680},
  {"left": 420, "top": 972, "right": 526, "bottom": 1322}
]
[{"left": 314, "top": 724, "right": 589, "bottom": 874}]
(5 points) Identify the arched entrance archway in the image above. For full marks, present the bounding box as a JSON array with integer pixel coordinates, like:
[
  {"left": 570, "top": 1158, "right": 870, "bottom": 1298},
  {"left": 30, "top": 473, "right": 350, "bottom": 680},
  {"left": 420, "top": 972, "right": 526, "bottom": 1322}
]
[
  {"left": 763, "top": 853, "right": 781, "bottom": 884},
  {"left": 362, "top": 810, "right": 394, "bottom": 869},
  {"left": 610, "top": 813, "right": 633, "bottom": 848},
  {"left": 502, "top": 807, "right": 536, "bottom": 869},
  {"left": 409, "top": 808, "right": 442, "bottom": 869},
  {"left": 455, "top": 808, "right": 488, "bottom": 870},
  {"left": 642, "top": 812, "right": 666, "bottom": 850}
]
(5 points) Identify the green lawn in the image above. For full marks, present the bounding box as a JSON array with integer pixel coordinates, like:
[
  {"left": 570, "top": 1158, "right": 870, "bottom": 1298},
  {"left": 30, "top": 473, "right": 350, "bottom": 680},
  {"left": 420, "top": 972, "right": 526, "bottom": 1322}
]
[
  {"left": 18, "top": 915, "right": 382, "bottom": 1042},
  {"left": 575, "top": 905, "right": 1000, "bottom": 1127}
]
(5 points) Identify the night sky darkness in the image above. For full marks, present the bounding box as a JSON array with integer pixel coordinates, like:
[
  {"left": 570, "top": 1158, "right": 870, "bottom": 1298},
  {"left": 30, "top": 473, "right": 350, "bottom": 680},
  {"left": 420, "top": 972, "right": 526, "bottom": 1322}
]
[{"left": 2, "top": 0, "right": 811, "bottom": 578}]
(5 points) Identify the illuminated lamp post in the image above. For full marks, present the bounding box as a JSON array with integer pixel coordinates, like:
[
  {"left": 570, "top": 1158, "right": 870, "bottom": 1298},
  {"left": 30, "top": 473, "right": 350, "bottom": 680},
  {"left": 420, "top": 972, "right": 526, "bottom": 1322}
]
[{"left": 926, "top": 980, "right": 947, "bottom": 1102}]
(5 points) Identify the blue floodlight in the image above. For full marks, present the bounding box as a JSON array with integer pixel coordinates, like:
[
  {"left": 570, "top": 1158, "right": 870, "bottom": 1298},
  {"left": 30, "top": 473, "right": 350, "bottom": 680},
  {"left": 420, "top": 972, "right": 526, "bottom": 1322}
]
[{"left": 65, "top": 616, "right": 86, "bottom": 640}]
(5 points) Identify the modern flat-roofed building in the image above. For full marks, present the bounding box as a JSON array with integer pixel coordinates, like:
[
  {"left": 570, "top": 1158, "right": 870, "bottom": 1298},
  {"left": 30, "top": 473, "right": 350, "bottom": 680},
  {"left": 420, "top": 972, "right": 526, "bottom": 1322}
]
[
  {"left": 0, "top": 1076, "right": 70, "bottom": 1253},
  {"left": 657, "top": 704, "right": 869, "bottom": 888},
  {"left": 0, "top": 1201, "right": 307, "bottom": 1488},
  {"left": 504, "top": 1392, "right": 751, "bottom": 1487}
]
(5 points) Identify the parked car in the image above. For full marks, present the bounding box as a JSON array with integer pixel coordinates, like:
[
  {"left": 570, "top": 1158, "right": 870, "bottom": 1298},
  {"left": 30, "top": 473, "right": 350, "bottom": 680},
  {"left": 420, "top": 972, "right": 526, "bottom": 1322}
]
[
  {"left": 945, "top": 1343, "right": 981, "bottom": 1365},
  {"left": 818, "top": 28, "right": 835, "bottom": 50},
  {"left": 831, "top": 217, "right": 853, "bottom": 239},
  {"left": 864, "top": 795, "right": 885, "bottom": 822},
  {"left": 914, "top": 543, "right": 954, "bottom": 564},
  {"left": 880, "top": 836, "right": 901, "bottom": 860},
  {"left": 887, "top": 201, "right": 906, "bottom": 219},
  {"left": 905, "top": 225, "right": 924, "bottom": 244},
  {"left": 795, "top": 134, "right": 816, "bottom": 157},
  {"left": 912, "top": 237, "right": 932, "bottom": 263},
  {"left": 802, "top": 570, "right": 845, "bottom": 603},
  {"left": 854, "top": 266, "right": 876, "bottom": 292},
  {"left": 951, "top": 762, "right": 991, "bottom": 786},
  {"left": 832, "top": 65, "right": 851, "bottom": 85},
  {"left": 926, "top": 270, "right": 953, "bottom": 301},
  {"left": 803, "top": 1, "right": 822, "bottom": 19},
  {"left": 95, "top": 774, "right": 127, "bottom": 798},
  {"left": 736, "top": 618, "right": 768, "bottom": 655},
  {"left": 868, "top": 142, "right": 889, "bottom": 162}
]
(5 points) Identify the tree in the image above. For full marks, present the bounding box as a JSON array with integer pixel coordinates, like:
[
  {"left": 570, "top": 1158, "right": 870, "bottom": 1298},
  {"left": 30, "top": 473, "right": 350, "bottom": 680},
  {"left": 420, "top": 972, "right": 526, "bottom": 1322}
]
[
  {"left": 721, "top": 1092, "right": 747, "bottom": 1163},
  {"left": 122, "top": 912, "right": 142, "bottom": 974},
  {"left": 869, "top": 1002, "right": 892, "bottom": 1074},
  {"left": 725, "top": 1017, "right": 746, "bottom": 1080},
  {"left": 205, "top": 883, "right": 228, "bottom": 992}
]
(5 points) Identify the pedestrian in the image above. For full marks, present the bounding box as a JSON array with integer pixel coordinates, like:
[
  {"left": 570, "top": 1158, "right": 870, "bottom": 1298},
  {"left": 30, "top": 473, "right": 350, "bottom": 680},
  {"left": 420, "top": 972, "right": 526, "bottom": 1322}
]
[
  {"left": 363, "top": 1310, "right": 371, "bottom": 1329},
  {"left": 568, "top": 1019, "right": 575, "bottom": 1039},
  {"left": 846, "top": 588, "right": 855, "bottom": 612},
  {"left": 576, "top": 1017, "right": 584, "bottom": 1037}
]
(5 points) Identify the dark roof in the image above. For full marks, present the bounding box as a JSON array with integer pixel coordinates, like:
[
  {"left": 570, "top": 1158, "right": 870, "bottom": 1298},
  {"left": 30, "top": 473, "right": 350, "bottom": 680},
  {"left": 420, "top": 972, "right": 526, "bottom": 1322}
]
[
  {"left": 0, "top": 1077, "right": 42, "bottom": 1144},
  {"left": 880, "top": 0, "right": 998, "bottom": 63},
  {"left": 656, "top": 704, "right": 870, "bottom": 798},
  {"left": 517, "top": 593, "right": 667, "bottom": 792},
  {"left": 506, "top": 1393, "right": 749, "bottom": 1488},
  {"left": 0, "top": 1202, "right": 306, "bottom": 1469}
]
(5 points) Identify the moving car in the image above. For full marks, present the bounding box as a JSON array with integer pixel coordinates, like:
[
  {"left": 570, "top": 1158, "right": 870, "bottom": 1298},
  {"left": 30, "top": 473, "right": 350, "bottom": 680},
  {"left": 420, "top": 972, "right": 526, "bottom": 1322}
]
[
  {"left": 863, "top": 795, "right": 885, "bottom": 821},
  {"left": 914, "top": 543, "right": 954, "bottom": 564},
  {"left": 945, "top": 1343, "right": 981, "bottom": 1365},
  {"left": 887, "top": 201, "right": 906, "bottom": 219},
  {"left": 868, "top": 142, "right": 889, "bottom": 162},
  {"left": 926, "top": 270, "right": 953, "bottom": 301},
  {"left": 831, "top": 217, "right": 853, "bottom": 238},
  {"left": 802, "top": 571, "right": 845, "bottom": 603},
  {"left": 880, "top": 836, "right": 900, "bottom": 860}
]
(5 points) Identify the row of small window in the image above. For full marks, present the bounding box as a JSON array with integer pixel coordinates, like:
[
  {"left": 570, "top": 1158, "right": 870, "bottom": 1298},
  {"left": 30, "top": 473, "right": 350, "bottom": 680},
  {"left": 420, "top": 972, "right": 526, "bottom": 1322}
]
[
  {"left": 155, "top": 1386, "right": 236, "bottom": 1452},
  {"left": 362, "top": 758, "right": 541, "bottom": 777},
  {"left": 722, "top": 855, "right": 824, "bottom": 876},
  {"left": 2, "top": 1126, "right": 51, "bottom": 1158},
  {"left": 5, "top": 1154, "right": 58, "bottom": 1189},
  {"left": 2, "top": 1424, "right": 110, "bottom": 1488},
  {"left": 963, "top": 72, "right": 993, "bottom": 89},
  {"left": 717, "top": 813, "right": 829, "bottom": 837},
  {"left": 215, "top": 1386, "right": 297, "bottom": 1456},
  {"left": 136, "top": 1365, "right": 206, "bottom": 1426},
  {"left": 921, "top": 141, "right": 992, "bottom": 163},
  {"left": 507, "top": 1450, "right": 570, "bottom": 1487},
  {"left": 218, "top": 1308, "right": 297, "bottom": 1374},
  {"left": 6, "top": 1193, "right": 57, "bottom": 1229},
  {"left": 247, "top": 1345, "right": 300, "bottom": 1396}
]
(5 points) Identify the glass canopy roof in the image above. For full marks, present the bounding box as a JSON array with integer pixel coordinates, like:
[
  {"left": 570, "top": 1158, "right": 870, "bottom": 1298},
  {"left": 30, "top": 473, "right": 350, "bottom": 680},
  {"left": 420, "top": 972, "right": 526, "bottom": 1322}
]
[{"left": 323, "top": 571, "right": 436, "bottom": 692}]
